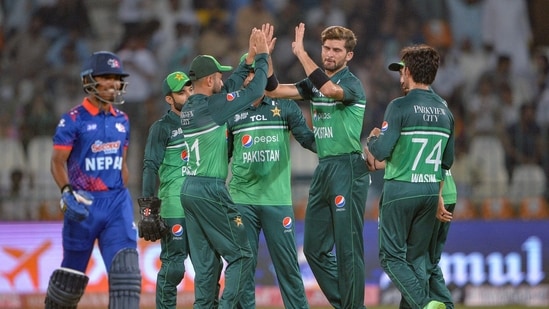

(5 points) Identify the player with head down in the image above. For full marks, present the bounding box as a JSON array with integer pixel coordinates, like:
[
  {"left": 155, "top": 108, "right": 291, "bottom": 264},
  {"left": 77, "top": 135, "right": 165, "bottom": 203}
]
[{"left": 46, "top": 51, "right": 141, "bottom": 308}]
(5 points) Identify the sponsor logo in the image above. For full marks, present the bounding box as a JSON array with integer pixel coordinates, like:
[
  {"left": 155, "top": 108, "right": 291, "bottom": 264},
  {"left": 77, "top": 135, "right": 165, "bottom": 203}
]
[
  {"left": 142, "top": 208, "right": 151, "bottom": 217},
  {"left": 234, "top": 112, "right": 248, "bottom": 122},
  {"left": 312, "top": 110, "right": 331, "bottom": 121},
  {"left": 335, "top": 195, "right": 346, "bottom": 208},
  {"left": 172, "top": 224, "right": 184, "bottom": 237},
  {"left": 171, "top": 127, "right": 183, "bottom": 138},
  {"left": 381, "top": 121, "right": 388, "bottom": 132},
  {"left": 282, "top": 217, "right": 292, "bottom": 229},
  {"left": 241, "top": 134, "right": 280, "bottom": 148},
  {"left": 91, "top": 140, "right": 121, "bottom": 154},
  {"left": 227, "top": 92, "right": 236, "bottom": 101},
  {"left": 242, "top": 134, "right": 253, "bottom": 148}
]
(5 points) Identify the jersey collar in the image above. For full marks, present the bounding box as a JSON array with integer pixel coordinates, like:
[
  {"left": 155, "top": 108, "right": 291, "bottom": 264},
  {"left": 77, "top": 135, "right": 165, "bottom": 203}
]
[{"left": 82, "top": 97, "right": 117, "bottom": 116}]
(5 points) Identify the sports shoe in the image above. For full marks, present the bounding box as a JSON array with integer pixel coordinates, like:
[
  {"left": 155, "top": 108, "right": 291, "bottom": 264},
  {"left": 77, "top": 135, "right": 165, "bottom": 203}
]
[{"left": 423, "top": 300, "right": 446, "bottom": 309}]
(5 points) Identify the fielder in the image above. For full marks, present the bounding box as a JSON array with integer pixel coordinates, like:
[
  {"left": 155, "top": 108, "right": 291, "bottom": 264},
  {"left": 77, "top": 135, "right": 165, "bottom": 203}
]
[
  {"left": 367, "top": 45, "right": 455, "bottom": 309},
  {"left": 139, "top": 71, "right": 192, "bottom": 309},
  {"left": 228, "top": 52, "right": 314, "bottom": 309},
  {"left": 266, "top": 23, "right": 370, "bottom": 308},
  {"left": 179, "top": 28, "right": 270, "bottom": 308}
]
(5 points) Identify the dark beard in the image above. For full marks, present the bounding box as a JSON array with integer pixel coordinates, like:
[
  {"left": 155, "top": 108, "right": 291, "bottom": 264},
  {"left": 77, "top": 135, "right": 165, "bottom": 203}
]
[{"left": 174, "top": 102, "right": 184, "bottom": 111}]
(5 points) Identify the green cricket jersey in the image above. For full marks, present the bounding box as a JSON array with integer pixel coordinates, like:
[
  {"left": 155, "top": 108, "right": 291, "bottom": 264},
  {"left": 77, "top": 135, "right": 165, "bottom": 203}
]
[
  {"left": 369, "top": 88, "right": 455, "bottom": 183},
  {"left": 180, "top": 53, "right": 269, "bottom": 180},
  {"left": 142, "top": 110, "right": 187, "bottom": 218},
  {"left": 295, "top": 66, "right": 366, "bottom": 158},
  {"left": 227, "top": 97, "right": 316, "bottom": 205}
]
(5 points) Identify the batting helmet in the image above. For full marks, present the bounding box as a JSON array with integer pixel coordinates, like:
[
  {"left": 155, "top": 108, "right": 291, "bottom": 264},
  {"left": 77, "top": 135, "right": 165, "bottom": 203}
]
[
  {"left": 81, "top": 51, "right": 129, "bottom": 105},
  {"left": 81, "top": 51, "right": 129, "bottom": 77}
]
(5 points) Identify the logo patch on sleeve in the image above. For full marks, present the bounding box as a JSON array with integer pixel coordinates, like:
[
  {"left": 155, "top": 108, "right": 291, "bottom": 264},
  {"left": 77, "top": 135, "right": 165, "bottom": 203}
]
[{"left": 381, "top": 121, "right": 389, "bottom": 132}]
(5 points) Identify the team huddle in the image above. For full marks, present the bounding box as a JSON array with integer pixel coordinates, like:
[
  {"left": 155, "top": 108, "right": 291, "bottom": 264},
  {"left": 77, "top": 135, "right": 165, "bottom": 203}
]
[{"left": 45, "top": 22, "right": 454, "bottom": 309}]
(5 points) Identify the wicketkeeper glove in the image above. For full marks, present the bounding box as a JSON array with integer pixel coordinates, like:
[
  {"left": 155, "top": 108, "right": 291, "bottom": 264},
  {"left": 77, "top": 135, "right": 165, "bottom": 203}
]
[
  {"left": 60, "top": 185, "right": 93, "bottom": 222},
  {"left": 137, "top": 197, "right": 169, "bottom": 242}
]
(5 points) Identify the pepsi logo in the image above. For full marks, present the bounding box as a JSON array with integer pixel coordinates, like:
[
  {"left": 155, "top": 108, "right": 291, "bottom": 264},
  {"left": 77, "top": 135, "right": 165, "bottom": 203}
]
[
  {"left": 381, "top": 121, "right": 389, "bottom": 132},
  {"left": 334, "top": 195, "right": 346, "bottom": 208},
  {"left": 172, "top": 224, "right": 184, "bottom": 237},
  {"left": 241, "top": 134, "right": 253, "bottom": 148},
  {"left": 181, "top": 149, "right": 188, "bottom": 161},
  {"left": 282, "top": 217, "right": 292, "bottom": 229},
  {"left": 226, "top": 92, "right": 236, "bottom": 101}
]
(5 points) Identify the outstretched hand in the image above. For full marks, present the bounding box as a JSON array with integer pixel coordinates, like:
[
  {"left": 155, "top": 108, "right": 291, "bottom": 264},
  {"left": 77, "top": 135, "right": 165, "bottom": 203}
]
[
  {"left": 261, "top": 23, "right": 277, "bottom": 54},
  {"left": 292, "top": 23, "right": 306, "bottom": 57},
  {"left": 250, "top": 28, "right": 269, "bottom": 56}
]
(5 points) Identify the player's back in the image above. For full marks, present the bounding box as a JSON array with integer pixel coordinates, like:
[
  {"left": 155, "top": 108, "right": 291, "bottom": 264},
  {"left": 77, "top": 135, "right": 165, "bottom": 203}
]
[
  {"left": 180, "top": 94, "right": 229, "bottom": 180},
  {"left": 383, "top": 89, "right": 454, "bottom": 183}
]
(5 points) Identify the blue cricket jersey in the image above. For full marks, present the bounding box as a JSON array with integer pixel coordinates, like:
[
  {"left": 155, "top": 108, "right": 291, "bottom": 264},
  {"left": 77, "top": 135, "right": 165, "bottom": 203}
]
[{"left": 53, "top": 98, "right": 130, "bottom": 191}]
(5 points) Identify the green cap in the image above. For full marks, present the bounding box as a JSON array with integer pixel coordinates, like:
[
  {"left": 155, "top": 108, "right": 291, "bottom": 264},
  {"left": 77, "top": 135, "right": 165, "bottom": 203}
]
[
  {"left": 162, "top": 71, "right": 191, "bottom": 95},
  {"left": 388, "top": 61, "right": 405, "bottom": 71},
  {"left": 240, "top": 53, "right": 255, "bottom": 69},
  {"left": 189, "top": 55, "right": 233, "bottom": 81}
]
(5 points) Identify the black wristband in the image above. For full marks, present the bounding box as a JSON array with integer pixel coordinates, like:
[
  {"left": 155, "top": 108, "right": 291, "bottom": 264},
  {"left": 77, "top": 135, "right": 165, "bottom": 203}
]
[
  {"left": 265, "top": 74, "right": 279, "bottom": 91},
  {"left": 308, "top": 68, "right": 330, "bottom": 90},
  {"left": 61, "top": 184, "right": 73, "bottom": 194}
]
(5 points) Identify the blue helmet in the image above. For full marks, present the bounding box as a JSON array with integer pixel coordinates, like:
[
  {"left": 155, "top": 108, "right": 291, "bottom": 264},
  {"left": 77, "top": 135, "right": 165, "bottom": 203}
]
[
  {"left": 81, "top": 51, "right": 129, "bottom": 105},
  {"left": 81, "top": 51, "right": 129, "bottom": 77}
]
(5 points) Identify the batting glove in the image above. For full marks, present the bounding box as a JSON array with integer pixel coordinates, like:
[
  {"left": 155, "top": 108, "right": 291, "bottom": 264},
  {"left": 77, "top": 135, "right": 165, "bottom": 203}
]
[{"left": 60, "top": 185, "right": 93, "bottom": 222}]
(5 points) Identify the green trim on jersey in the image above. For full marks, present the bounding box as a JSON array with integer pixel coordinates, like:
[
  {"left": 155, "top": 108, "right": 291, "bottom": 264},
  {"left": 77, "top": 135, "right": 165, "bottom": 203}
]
[
  {"left": 227, "top": 97, "right": 315, "bottom": 206},
  {"left": 442, "top": 169, "right": 457, "bottom": 204},
  {"left": 142, "top": 110, "right": 186, "bottom": 217},
  {"left": 295, "top": 67, "right": 366, "bottom": 158}
]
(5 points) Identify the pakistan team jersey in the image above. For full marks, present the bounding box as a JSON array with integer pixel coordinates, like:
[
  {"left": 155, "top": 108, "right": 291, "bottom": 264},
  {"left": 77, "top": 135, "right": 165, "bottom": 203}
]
[
  {"left": 142, "top": 110, "right": 187, "bottom": 217},
  {"left": 369, "top": 88, "right": 455, "bottom": 183},
  {"left": 52, "top": 98, "right": 129, "bottom": 191},
  {"left": 295, "top": 66, "right": 366, "bottom": 158},
  {"left": 180, "top": 53, "right": 269, "bottom": 180},
  {"left": 227, "top": 97, "right": 315, "bottom": 206}
]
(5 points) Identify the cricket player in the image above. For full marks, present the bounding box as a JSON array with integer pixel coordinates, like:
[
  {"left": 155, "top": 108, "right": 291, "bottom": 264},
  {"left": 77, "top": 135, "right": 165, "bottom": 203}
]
[
  {"left": 139, "top": 71, "right": 192, "bottom": 309},
  {"left": 265, "top": 23, "right": 370, "bottom": 308},
  {"left": 228, "top": 53, "right": 315, "bottom": 309},
  {"left": 179, "top": 28, "right": 270, "bottom": 308},
  {"left": 47, "top": 51, "right": 141, "bottom": 308},
  {"left": 367, "top": 44, "right": 455, "bottom": 309}
]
